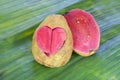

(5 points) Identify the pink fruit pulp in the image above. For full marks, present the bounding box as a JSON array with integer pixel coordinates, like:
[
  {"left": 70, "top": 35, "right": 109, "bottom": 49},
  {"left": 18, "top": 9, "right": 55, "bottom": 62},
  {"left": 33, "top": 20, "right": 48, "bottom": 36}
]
[
  {"left": 65, "top": 9, "right": 100, "bottom": 55},
  {"left": 36, "top": 26, "right": 66, "bottom": 56}
]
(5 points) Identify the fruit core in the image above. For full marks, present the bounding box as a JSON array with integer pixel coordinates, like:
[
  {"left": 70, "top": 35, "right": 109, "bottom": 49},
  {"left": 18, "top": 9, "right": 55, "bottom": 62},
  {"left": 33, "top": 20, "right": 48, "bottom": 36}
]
[{"left": 36, "top": 26, "right": 66, "bottom": 56}]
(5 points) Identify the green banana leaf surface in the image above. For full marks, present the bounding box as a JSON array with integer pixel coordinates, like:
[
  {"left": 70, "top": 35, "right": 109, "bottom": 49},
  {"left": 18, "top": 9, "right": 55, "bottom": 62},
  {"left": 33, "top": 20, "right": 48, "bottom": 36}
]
[{"left": 0, "top": 0, "right": 120, "bottom": 80}]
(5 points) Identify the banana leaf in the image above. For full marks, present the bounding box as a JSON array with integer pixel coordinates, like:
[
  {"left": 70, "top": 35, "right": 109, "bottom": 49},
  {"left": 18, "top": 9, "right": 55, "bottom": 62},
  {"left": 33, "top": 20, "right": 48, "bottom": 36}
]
[{"left": 0, "top": 0, "right": 120, "bottom": 80}]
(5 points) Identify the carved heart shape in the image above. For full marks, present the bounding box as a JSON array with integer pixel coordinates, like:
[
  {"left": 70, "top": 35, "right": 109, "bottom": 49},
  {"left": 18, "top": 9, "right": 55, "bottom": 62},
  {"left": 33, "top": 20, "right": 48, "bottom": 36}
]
[{"left": 36, "top": 26, "right": 66, "bottom": 56}]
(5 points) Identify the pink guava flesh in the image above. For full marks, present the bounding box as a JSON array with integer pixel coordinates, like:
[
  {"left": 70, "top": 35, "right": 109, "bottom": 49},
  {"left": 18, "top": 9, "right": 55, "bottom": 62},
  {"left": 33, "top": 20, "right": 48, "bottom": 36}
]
[
  {"left": 36, "top": 26, "right": 66, "bottom": 56},
  {"left": 65, "top": 9, "right": 100, "bottom": 54}
]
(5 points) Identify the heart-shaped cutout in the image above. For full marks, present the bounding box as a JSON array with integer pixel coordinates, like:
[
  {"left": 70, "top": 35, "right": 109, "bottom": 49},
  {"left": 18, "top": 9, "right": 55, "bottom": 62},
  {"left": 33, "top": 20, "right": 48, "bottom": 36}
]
[{"left": 36, "top": 26, "right": 66, "bottom": 56}]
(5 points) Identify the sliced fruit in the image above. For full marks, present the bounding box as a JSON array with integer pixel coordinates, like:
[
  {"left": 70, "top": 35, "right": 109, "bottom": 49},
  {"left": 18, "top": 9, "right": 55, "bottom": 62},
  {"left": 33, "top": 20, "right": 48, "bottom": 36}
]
[
  {"left": 65, "top": 9, "right": 100, "bottom": 56},
  {"left": 32, "top": 14, "right": 73, "bottom": 67}
]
